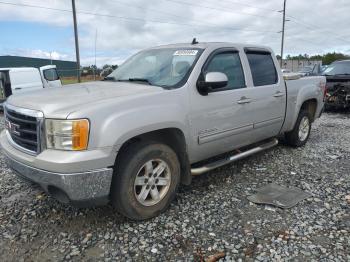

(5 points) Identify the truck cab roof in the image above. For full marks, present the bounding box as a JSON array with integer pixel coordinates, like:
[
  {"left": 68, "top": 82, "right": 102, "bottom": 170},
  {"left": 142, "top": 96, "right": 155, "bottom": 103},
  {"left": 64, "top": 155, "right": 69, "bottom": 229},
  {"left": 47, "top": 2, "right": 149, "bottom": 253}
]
[
  {"left": 0, "top": 67, "right": 40, "bottom": 72},
  {"left": 150, "top": 42, "right": 273, "bottom": 52}
]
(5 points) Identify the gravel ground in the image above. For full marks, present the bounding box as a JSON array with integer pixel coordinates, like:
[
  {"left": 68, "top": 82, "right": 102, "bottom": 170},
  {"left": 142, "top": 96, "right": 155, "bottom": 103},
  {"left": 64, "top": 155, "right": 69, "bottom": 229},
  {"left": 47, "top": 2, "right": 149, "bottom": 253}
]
[{"left": 0, "top": 112, "right": 349, "bottom": 261}]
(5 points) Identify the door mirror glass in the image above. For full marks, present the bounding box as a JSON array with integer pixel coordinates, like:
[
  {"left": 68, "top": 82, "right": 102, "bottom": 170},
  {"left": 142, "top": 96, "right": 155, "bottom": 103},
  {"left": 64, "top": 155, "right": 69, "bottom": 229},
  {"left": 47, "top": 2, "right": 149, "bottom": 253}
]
[{"left": 43, "top": 69, "right": 60, "bottom": 81}]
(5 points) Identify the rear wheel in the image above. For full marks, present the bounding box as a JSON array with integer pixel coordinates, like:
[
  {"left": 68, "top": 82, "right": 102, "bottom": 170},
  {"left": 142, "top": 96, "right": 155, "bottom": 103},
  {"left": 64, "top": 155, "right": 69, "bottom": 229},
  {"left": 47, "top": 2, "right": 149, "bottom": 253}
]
[
  {"left": 111, "top": 142, "right": 180, "bottom": 220},
  {"left": 285, "top": 110, "right": 311, "bottom": 147}
]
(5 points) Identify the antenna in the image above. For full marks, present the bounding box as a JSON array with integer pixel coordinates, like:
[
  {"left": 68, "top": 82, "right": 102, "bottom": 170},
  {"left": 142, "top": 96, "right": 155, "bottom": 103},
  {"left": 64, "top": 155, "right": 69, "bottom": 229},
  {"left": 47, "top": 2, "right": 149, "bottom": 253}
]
[{"left": 191, "top": 38, "right": 198, "bottom": 45}]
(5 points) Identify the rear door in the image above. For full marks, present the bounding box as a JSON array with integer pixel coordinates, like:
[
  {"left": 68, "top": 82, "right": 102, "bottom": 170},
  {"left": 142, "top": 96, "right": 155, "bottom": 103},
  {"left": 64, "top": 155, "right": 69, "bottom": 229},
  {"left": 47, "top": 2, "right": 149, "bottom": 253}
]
[
  {"left": 10, "top": 69, "right": 43, "bottom": 94},
  {"left": 243, "top": 48, "right": 286, "bottom": 140}
]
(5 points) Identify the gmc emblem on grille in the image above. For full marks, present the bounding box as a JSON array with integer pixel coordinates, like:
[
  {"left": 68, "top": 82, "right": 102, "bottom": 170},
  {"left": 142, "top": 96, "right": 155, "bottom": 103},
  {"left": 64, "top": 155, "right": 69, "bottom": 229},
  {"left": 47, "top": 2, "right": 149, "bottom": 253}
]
[{"left": 5, "top": 119, "right": 21, "bottom": 136}]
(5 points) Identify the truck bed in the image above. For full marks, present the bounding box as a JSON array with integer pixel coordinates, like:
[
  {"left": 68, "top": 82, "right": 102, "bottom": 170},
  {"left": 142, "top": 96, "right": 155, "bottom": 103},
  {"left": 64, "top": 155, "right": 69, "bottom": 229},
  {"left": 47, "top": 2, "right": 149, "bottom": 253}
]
[{"left": 282, "top": 75, "right": 325, "bottom": 133}]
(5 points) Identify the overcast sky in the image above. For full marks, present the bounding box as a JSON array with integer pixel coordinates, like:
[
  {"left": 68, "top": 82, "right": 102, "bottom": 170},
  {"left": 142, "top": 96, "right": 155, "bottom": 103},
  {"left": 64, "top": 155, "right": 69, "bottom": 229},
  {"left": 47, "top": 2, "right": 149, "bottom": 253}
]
[{"left": 1, "top": 0, "right": 349, "bottom": 66}]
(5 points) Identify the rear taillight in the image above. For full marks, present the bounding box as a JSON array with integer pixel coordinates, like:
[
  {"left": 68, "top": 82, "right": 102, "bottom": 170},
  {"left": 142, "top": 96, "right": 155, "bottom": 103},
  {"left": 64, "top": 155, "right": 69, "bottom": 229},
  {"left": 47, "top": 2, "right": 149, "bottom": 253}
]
[{"left": 319, "top": 81, "right": 327, "bottom": 101}]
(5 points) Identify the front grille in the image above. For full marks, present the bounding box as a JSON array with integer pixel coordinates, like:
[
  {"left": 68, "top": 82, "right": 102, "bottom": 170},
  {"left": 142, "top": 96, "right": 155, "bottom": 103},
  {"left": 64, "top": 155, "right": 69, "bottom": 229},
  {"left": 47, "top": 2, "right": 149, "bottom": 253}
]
[{"left": 5, "top": 107, "right": 40, "bottom": 153}]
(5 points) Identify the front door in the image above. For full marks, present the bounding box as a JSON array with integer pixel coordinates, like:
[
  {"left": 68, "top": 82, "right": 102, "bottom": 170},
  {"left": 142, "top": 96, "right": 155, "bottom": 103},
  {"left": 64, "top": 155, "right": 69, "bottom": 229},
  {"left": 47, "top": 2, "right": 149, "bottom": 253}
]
[{"left": 189, "top": 49, "right": 257, "bottom": 162}]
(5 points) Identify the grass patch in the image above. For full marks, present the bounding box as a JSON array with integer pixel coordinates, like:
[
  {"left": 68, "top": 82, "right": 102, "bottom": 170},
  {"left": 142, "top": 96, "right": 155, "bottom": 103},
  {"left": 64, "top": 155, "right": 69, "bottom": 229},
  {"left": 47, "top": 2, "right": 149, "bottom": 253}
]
[{"left": 61, "top": 76, "right": 102, "bottom": 85}]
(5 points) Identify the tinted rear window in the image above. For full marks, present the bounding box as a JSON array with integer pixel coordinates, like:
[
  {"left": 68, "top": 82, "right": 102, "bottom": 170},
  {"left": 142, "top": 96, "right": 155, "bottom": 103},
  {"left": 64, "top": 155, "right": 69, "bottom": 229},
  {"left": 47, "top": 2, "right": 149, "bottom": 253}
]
[{"left": 246, "top": 52, "right": 278, "bottom": 86}]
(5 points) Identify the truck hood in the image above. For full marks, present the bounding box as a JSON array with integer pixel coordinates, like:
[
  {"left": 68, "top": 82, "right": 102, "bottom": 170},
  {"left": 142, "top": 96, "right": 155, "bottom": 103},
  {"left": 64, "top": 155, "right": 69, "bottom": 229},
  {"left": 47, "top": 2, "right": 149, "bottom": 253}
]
[{"left": 6, "top": 81, "right": 164, "bottom": 118}]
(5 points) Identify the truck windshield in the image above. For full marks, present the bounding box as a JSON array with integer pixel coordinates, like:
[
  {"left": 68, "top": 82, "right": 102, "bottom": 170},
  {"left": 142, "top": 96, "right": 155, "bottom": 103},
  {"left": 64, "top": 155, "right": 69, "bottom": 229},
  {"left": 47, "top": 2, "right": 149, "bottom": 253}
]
[
  {"left": 107, "top": 48, "right": 202, "bottom": 88},
  {"left": 322, "top": 61, "right": 350, "bottom": 76}
]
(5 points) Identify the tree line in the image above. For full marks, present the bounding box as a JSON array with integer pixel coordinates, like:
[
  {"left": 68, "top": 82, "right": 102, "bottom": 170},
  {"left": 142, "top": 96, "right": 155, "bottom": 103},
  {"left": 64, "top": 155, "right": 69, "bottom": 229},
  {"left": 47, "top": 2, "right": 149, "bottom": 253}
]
[
  {"left": 81, "top": 64, "right": 118, "bottom": 76},
  {"left": 277, "top": 52, "right": 350, "bottom": 65}
]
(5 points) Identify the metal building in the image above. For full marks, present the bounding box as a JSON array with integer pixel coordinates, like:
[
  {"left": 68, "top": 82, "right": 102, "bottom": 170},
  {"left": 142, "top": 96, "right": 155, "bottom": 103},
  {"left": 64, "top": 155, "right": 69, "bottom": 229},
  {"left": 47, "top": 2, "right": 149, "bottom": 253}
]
[{"left": 0, "top": 56, "right": 77, "bottom": 77}]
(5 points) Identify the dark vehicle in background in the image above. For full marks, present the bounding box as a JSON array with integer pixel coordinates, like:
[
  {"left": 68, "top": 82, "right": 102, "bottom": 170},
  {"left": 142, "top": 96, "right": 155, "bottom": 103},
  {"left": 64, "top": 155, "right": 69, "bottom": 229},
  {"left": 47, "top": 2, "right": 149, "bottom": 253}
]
[
  {"left": 320, "top": 65, "right": 328, "bottom": 73},
  {"left": 323, "top": 60, "right": 350, "bottom": 110},
  {"left": 298, "top": 64, "right": 323, "bottom": 77}
]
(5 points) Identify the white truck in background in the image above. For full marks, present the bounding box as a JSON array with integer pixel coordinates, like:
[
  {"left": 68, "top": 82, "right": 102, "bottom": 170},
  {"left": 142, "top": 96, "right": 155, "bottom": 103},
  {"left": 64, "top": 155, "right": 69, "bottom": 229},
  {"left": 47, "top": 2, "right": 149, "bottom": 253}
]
[{"left": 0, "top": 65, "right": 62, "bottom": 106}]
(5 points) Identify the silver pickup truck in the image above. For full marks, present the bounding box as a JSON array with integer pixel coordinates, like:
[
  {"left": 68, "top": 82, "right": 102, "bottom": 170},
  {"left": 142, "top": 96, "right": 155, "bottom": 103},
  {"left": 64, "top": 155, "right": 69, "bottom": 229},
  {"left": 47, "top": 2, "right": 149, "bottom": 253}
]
[{"left": 0, "top": 42, "right": 326, "bottom": 220}]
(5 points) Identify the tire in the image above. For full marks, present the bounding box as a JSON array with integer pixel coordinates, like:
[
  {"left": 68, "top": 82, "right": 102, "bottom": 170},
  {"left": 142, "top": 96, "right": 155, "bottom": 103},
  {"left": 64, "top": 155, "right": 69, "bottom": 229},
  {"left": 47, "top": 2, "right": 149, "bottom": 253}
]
[
  {"left": 111, "top": 141, "right": 180, "bottom": 220},
  {"left": 285, "top": 110, "right": 312, "bottom": 147}
]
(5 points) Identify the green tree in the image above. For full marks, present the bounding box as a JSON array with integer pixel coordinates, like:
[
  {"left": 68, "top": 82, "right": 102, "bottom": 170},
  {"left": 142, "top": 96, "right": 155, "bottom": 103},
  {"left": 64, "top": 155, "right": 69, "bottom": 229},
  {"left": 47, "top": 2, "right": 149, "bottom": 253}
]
[
  {"left": 284, "top": 52, "right": 350, "bottom": 65},
  {"left": 322, "top": 52, "right": 350, "bottom": 65},
  {"left": 102, "top": 64, "right": 111, "bottom": 70}
]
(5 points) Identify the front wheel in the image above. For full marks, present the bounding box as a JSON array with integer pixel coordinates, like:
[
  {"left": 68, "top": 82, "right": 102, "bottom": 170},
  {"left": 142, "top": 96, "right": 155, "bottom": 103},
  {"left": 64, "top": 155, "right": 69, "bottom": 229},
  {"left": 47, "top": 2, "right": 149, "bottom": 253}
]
[
  {"left": 111, "top": 142, "right": 180, "bottom": 220},
  {"left": 285, "top": 110, "right": 312, "bottom": 147}
]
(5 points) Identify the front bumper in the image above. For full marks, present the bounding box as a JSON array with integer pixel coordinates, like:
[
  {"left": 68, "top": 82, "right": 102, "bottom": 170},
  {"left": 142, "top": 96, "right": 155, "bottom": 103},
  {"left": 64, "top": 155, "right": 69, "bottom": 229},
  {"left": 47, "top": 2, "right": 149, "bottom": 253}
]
[
  {"left": 0, "top": 129, "right": 114, "bottom": 206},
  {"left": 3, "top": 152, "right": 113, "bottom": 206}
]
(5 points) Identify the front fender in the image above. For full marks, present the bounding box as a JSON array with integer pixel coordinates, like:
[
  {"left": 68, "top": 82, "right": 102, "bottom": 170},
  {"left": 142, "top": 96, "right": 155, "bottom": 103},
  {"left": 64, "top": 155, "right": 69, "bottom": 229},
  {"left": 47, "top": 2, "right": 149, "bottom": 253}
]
[{"left": 105, "top": 104, "right": 188, "bottom": 165}]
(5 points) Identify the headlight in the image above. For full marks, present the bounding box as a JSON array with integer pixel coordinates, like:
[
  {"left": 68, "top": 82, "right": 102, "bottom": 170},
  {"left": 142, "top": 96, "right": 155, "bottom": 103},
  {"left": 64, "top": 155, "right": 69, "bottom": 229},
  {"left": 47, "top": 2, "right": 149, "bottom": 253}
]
[{"left": 45, "top": 119, "right": 89, "bottom": 151}]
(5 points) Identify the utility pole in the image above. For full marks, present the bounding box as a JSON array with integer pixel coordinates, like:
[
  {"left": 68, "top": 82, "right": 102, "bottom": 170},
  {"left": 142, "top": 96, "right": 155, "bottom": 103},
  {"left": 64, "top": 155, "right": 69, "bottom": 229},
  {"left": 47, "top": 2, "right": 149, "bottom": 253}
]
[
  {"left": 280, "top": 0, "right": 287, "bottom": 68},
  {"left": 72, "top": 0, "right": 81, "bottom": 83},
  {"left": 94, "top": 28, "right": 97, "bottom": 81}
]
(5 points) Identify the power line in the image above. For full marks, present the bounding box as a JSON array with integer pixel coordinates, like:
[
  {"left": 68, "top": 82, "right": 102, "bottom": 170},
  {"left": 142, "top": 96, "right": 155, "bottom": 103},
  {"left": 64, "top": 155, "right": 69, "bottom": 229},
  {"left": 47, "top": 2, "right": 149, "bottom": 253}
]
[
  {"left": 164, "top": 0, "right": 276, "bottom": 19},
  {"left": 284, "top": 35, "right": 334, "bottom": 51},
  {"left": 201, "top": 0, "right": 280, "bottom": 12},
  {"left": 107, "top": 0, "right": 278, "bottom": 33},
  {"left": 0, "top": 1, "right": 72, "bottom": 13},
  {"left": 0, "top": 1, "right": 278, "bottom": 34},
  {"left": 2, "top": 0, "right": 348, "bottom": 55},
  {"left": 286, "top": 17, "right": 350, "bottom": 45}
]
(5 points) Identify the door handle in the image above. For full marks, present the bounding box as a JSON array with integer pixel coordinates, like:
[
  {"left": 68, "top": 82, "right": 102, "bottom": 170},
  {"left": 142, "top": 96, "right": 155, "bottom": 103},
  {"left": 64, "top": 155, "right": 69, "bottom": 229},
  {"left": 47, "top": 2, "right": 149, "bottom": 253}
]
[
  {"left": 237, "top": 96, "right": 252, "bottom": 104},
  {"left": 273, "top": 91, "right": 284, "bottom": 97},
  {"left": 14, "top": 88, "right": 22, "bottom": 90}
]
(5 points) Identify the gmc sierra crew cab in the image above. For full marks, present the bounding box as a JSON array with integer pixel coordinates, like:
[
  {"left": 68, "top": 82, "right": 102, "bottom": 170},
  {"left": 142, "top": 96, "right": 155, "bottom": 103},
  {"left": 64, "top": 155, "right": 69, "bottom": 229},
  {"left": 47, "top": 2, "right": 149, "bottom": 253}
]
[{"left": 0, "top": 42, "right": 326, "bottom": 220}]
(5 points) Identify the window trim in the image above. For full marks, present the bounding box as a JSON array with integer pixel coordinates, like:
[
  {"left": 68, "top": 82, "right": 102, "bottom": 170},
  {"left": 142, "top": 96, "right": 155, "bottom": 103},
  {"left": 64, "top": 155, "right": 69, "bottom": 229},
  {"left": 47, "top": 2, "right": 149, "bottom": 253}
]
[
  {"left": 244, "top": 47, "right": 271, "bottom": 54},
  {"left": 244, "top": 49, "right": 279, "bottom": 87},
  {"left": 197, "top": 48, "right": 247, "bottom": 94}
]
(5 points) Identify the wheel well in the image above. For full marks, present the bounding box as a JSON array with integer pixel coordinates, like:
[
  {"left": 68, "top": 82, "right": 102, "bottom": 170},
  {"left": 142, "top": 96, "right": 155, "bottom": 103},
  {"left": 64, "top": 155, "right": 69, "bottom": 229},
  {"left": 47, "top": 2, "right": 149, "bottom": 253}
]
[
  {"left": 116, "top": 128, "right": 192, "bottom": 185},
  {"left": 300, "top": 99, "right": 317, "bottom": 122}
]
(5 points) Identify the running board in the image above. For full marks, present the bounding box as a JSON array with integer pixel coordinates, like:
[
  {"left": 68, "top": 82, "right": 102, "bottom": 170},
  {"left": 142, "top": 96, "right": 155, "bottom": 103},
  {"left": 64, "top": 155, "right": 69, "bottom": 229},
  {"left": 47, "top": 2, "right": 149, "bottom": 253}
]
[{"left": 191, "top": 138, "right": 279, "bottom": 175}]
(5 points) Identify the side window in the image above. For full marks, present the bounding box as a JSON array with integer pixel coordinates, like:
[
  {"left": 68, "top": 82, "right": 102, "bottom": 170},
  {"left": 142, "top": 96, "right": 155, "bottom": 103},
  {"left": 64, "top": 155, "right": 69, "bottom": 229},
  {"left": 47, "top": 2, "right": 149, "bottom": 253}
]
[
  {"left": 246, "top": 52, "right": 278, "bottom": 86},
  {"left": 205, "top": 52, "right": 245, "bottom": 90},
  {"left": 43, "top": 69, "right": 59, "bottom": 81}
]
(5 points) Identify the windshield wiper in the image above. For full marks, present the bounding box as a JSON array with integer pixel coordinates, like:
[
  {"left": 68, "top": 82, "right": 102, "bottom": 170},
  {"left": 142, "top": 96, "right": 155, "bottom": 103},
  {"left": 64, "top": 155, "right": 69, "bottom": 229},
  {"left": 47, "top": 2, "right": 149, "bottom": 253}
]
[
  {"left": 104, "top": 77, "right": 152, "bottom": 85},
  {"left": 127, "top": 78, "right": 153, "bottom": 85}
]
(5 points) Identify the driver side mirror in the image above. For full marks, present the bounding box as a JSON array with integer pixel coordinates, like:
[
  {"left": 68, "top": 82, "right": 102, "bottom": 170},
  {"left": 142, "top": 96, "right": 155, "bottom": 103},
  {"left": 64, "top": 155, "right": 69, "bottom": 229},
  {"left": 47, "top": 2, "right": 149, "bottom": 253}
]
[{"left": 197, "top": 72, "right": 228, "bottom": 95}]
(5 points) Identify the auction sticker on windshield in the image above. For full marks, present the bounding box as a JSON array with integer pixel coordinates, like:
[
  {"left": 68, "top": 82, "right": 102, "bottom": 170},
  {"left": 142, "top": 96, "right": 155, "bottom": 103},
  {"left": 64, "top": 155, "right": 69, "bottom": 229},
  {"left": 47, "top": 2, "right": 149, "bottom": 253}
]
[{"left": 174, "top": 50, "right": 198, "bottom": 56}]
